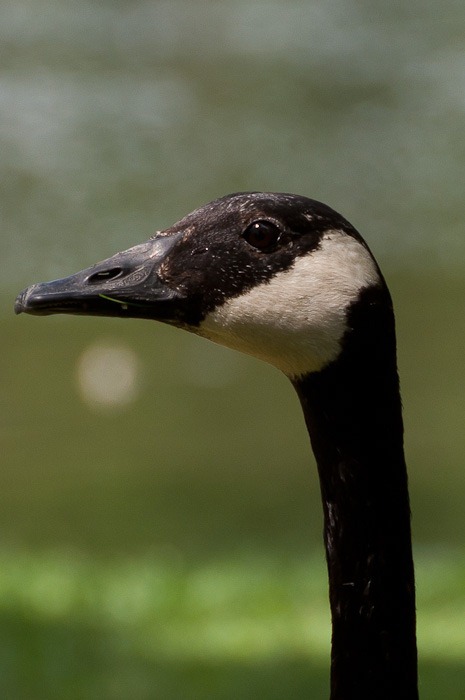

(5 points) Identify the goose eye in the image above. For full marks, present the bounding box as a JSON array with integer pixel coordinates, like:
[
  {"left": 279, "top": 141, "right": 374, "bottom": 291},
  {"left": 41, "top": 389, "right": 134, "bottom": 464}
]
[{"left": 242, "top": 221, "right": 281, "bottom": 251}]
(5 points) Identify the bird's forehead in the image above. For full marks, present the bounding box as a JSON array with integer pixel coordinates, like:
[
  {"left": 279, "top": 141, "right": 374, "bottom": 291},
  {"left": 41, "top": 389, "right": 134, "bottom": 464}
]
[
  {"left": 161, "top": 195, "right": 321, "bottom": 247},
  {"left": 167, "top": 194, "right": 276, "bottom": 234},
  {"left": 160, "top": 192, "right": 360, "bottom": 244}
]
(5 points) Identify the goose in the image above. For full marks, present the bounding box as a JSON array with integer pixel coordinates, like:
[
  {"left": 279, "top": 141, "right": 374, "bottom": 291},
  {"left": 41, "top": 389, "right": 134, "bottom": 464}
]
[{"left": 15, "top": 192, "right": 418, "bottom": 700}]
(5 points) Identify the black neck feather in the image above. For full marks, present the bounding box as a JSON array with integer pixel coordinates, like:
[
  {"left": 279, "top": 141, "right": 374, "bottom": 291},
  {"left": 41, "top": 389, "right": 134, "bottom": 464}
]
[{"left": 293, "top": 285, "right": 418, "bottom": 700}]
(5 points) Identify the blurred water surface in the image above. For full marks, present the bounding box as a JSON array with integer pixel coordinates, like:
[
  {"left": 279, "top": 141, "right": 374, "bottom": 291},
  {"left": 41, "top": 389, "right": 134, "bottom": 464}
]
[{"left": 2, "top": 1, "right": 465, "bottom": 698}]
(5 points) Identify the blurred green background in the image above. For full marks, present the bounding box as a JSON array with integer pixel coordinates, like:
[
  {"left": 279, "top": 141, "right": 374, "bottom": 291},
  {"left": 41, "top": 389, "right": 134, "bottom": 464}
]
[{"left": 2, "top": 1, "right": 465, "bottom": 698}]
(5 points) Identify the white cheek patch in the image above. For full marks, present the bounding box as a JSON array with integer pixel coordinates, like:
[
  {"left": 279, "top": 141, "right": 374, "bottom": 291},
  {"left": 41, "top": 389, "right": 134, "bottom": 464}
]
[{"left": 198, "top": 230, "right": 381, "bottom": 378}]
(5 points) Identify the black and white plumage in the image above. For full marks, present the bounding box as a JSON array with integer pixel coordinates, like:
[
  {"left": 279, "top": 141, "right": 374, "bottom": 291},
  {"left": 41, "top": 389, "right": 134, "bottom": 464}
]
[{"left": 15, "top": 192, "right": 418, "bottom": 700}]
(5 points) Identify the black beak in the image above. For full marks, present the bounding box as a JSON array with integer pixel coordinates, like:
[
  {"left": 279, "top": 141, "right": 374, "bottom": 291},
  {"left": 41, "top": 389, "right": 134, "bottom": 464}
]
[{"left": 14, "top": 231, "right": 185, "bottom": 321}]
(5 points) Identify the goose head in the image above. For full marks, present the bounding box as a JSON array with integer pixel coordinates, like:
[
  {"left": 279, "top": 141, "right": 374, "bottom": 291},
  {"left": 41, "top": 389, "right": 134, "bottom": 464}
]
[{"left": 15, "top": 192, "right": 383, "bottom": 378}]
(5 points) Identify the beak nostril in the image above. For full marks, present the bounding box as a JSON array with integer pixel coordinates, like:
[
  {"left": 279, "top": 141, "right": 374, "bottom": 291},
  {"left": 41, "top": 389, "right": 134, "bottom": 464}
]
[{"left": 87, "top": 267, "right": 124, "bottom": 284}]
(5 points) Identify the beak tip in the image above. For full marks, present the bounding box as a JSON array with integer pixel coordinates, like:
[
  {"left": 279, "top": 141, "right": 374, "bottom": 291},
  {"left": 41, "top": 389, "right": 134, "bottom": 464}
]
[
  {"left": 14, "top": 289, "right": 27, "bottom": 315},
  {"left": 14, "top": 284, "right": 41, "bottom": 315}
]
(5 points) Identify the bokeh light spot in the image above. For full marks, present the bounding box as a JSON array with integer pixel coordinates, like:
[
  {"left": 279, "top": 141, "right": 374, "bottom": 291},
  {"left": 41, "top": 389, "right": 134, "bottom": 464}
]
[{"left": 76, "top": 341, "right": 141, "bottom": 410}]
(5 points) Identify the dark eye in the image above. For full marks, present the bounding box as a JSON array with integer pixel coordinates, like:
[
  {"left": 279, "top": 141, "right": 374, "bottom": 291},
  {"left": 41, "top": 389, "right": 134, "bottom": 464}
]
[{"left": 242, "top": 220, "right": 281, "bottom": 251}]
